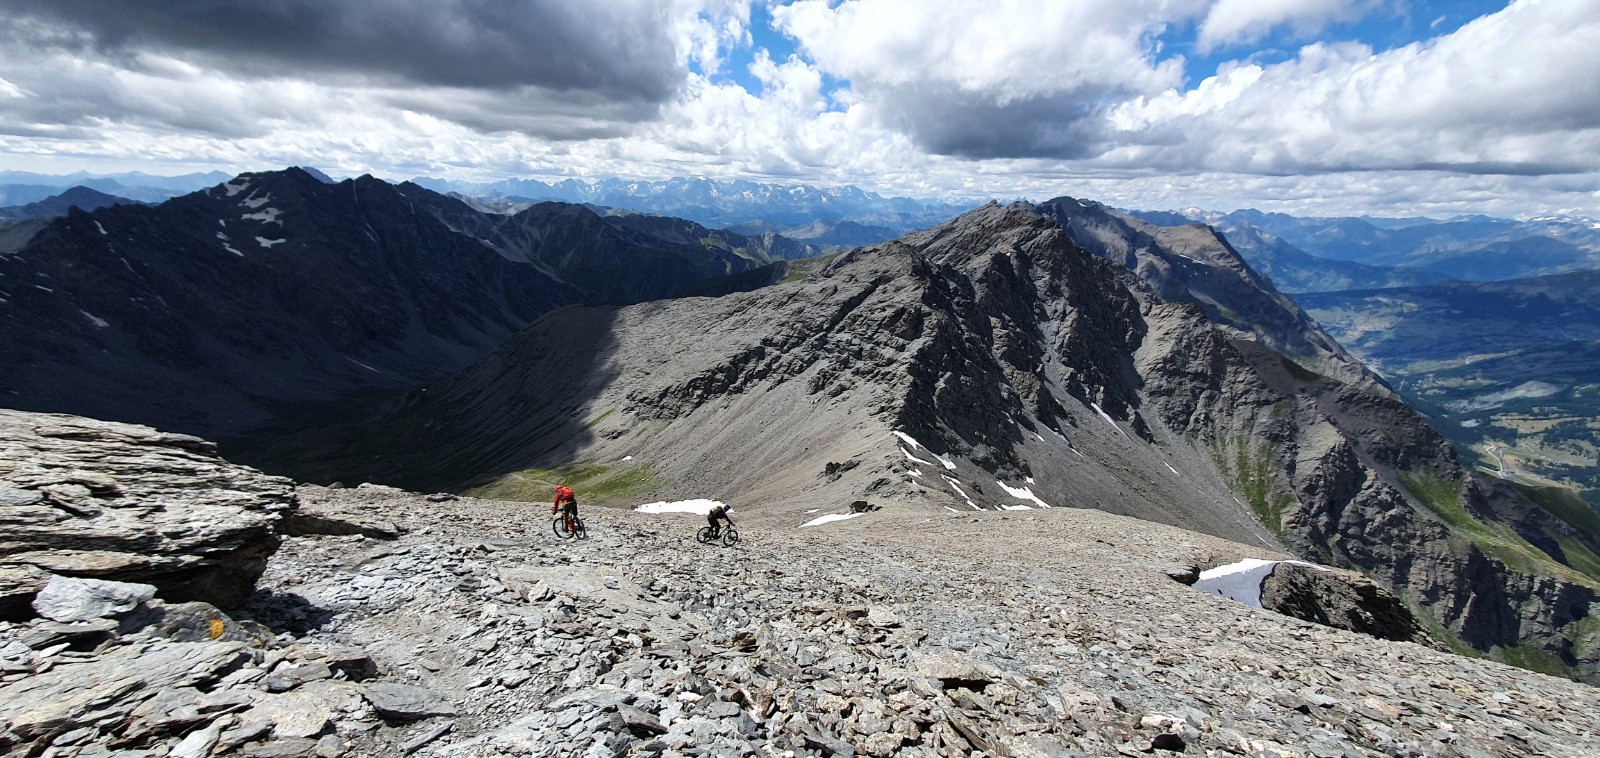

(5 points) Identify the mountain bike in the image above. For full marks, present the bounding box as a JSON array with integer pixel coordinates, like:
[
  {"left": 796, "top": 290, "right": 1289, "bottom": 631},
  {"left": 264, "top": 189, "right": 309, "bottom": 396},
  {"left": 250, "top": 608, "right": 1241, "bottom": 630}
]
[
  {"left": 553, "top": 512, "right": 588, "bottom": 540},
  {"left": 696, "top": 525, "right": 739, "bottom": 547}
]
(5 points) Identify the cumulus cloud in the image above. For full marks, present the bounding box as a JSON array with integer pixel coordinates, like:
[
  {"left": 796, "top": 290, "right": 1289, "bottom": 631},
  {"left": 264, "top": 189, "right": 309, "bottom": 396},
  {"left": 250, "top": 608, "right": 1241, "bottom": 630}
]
[
  {"left": 1197, "top": 0, "right": 1382, "bottom": 51},
  {"left": 1111, "top": 1, "right": 1600, "bottom": 177},
  {"left": 772, "top": 0, "right": 1205, "bottom": 159},
  {"left": 0, "top": 0, "right": 1598, "bottom": 217}
]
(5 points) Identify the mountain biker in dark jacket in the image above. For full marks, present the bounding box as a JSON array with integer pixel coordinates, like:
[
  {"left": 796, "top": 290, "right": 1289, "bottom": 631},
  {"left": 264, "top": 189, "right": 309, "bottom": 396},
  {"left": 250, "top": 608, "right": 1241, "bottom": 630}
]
[
  {"left": 707, "top": 504, "right": 735, "bottom": 537},
  {"left": 553, "top": 485, "right": 577, "bottom": 529}
]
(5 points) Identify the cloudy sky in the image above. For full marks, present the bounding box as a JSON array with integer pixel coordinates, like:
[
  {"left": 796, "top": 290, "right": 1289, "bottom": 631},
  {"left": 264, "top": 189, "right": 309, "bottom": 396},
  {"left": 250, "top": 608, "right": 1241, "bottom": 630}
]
[{"left": 0, "top": 0, "right": 1596, "bottom": 217}]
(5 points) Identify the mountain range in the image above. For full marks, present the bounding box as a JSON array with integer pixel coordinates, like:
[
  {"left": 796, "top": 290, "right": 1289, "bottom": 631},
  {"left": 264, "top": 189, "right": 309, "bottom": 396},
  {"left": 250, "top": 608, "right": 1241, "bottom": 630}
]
[
  {"left": 0, "top": 186, "right": 138, "bottom": 222},
  {"left": 0, "top": 168, "right": 807, "bottom": 439},
  {"left": 0, "top": 169, "right": 232, "bottom": 205},
  {"left": 6, "top": 166, "right": 1600, "bottom": 683},
  {"left": 414, "top": 175, "right": 976, "bottom": 248},
  {"left": 1154, "top": 207, "right": 1600, "bottom": 284}
]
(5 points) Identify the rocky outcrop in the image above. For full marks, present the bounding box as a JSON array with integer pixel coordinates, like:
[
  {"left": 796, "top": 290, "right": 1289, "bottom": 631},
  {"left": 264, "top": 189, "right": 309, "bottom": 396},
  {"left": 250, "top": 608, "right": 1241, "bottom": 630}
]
[
  {"left": 0, "top": 409, "right": 294, "bottom": 615},
  {"left": 1259, "top": 563, "right": 1427, "bottom": 643}
]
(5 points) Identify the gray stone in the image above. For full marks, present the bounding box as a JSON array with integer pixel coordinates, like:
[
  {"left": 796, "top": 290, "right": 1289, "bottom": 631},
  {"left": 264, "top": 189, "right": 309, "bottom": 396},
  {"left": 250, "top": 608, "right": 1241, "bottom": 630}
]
[
  {"left": 362, "top": 682, "right": 456, "bottom": 721},
  {"left": 400, "top": 720, "right": 455, "bottom": 754},
  {"left": 265, "top": 662, "right": 335, "bottom": 693},
  {"left": 169, "top": 717, "right": 225, "bottom": 758},
  {"left": 31, "top": 576, "right": 155, "bottom": 622},
  {"left": 617, "top": 704, "right": 667, "bottom": 737}
]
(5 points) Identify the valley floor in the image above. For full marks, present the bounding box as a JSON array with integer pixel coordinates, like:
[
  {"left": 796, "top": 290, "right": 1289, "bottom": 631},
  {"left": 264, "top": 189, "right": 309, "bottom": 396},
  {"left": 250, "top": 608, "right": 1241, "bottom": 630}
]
[{"left": 231, "top": 486, "right": 1599, "bottom": 757}]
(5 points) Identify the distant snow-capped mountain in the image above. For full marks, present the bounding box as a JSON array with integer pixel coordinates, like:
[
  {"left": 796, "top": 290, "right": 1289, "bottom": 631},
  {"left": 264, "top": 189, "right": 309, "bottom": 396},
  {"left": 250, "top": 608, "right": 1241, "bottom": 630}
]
[{"left": 412, "top": 175, "right": 976, "bottom": 244}]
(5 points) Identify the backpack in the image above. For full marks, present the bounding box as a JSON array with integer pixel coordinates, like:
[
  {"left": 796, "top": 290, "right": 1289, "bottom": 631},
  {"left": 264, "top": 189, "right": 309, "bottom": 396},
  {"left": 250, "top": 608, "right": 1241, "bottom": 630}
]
[{"left": 556, "top": 486, "right": 574, "bottom": 503}]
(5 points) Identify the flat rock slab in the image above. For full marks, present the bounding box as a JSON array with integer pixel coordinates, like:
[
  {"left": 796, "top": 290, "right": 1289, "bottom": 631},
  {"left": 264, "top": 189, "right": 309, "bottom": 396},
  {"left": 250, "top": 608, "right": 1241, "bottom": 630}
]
[
  {"left": 362, "top": 682, "right": 456, "bottom": 721},
  {"left": 0, "top": 640, "right": 252, "bottom": 739},
  {"left": 31, "top": 575, "right": 155, "bottom": 622}
]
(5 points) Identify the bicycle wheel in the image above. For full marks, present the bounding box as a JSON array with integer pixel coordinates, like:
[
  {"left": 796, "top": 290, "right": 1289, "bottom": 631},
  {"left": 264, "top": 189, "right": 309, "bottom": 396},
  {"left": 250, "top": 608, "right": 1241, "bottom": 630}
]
[
  {"left": 575, "top": 519, "right": 589, "bottom": 540},
  {"left": 721, "top": 528, "right": 740, "bottom": 547},
  {"left": 553, "top": 516, "right": 572, "bottom": 539},
  {"left": 696, "top": 526, "right": 715, "bottom": 544}
]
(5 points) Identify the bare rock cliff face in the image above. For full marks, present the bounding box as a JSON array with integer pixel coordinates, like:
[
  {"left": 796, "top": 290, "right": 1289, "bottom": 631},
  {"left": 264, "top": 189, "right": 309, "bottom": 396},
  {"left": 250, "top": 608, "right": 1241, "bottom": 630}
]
[
  {"left": 0, "top": 409, "right": 294, "bottom": 617},
  {"left": 1133, "top": 291, "right": 1600, "bottom": 682}
]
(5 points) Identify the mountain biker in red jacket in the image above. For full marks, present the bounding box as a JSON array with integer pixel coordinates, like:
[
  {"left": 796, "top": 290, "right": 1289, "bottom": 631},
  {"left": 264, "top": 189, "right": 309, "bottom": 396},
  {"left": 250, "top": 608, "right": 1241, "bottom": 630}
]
[{"left": 553, "top": 485, "right": 577, "bottom": 531}]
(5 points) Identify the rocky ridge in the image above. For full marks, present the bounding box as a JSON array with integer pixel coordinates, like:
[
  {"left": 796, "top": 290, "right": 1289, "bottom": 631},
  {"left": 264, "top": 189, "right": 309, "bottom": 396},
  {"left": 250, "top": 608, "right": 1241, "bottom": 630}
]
[{"left": 7, "top": 482, "right": 1600, "bottom": 757}]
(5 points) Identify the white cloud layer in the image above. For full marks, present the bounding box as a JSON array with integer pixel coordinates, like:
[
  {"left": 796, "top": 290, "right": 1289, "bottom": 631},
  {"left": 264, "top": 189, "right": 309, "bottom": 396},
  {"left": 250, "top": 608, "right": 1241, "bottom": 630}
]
[
  {"left": 0, "top": 0, "right": 1597, "bottom": 217},
  {"left": 1197, "top": 0, "right": 1381, "bottom": 51}
]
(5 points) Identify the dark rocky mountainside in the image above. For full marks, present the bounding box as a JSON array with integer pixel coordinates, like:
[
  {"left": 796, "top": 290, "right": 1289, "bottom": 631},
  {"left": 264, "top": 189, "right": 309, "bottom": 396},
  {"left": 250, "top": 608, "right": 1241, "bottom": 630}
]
[
  {"left": 0, "top": 186, "right": 139, "bottom": 222},
  {"left": 0, "top": 169, "right": 796, "bottom": 440},
  {"left": 1030, "top": 199, "right": 1373, "bottom": 386},
  {"left": 251, "top": 202, "right": 1600, "bottom": 681}
]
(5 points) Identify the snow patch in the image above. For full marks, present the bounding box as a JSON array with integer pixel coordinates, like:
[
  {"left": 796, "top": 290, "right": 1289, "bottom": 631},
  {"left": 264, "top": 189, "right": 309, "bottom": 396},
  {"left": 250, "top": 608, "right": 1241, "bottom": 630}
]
[
  {"left": 1194, "top": 559, "right": 1326, "bottom": 608},
  {"left": 622, "top": 456, "right": 634, "bottom": 462},
  {"left": 32, "top": 285, "right": 52, "bottom": 293},
  {"left": 942, "top": 475, "right": 978, "bottom": 510},
  {"left": 221, "top": 180, "right": 249, "bottom": 197},
  {"left": 801, "top": 513, "right": 863, "bottom": 527},
  {"left": 242, "top": 207, "right": 283, "bottom": 224},
  {"left": 635, "top": 499, "right": 723, "bottom": 516},
  {"left": 1089, "top": 403, "right": 1129, "bottom": 437},
  {"left": 997, "top": 482, "right": 1052, "bottom": 508},
  {"left": 344, "top": 357, "right": 381, "bottom": 374},
  {"left": 79, "top": 310, "right": 108, "bottom": 328},
  {"left": 94, "top": 221, "right": 107, "bottom": 236},
  {"left": 934, "top": 453, "right": 957, "bottom": 471},
  {"left": 1163, "top": 462, "right": 1180, "bottom": 476},
  {"left": 902, "top": 447, "right": 935, "bottom": 467},
  {"left": 805, "top": 509, "right": 820, "bottom": 514},
  {"left": 221, "top": 243, "right": 243, "bottom": 257},
  {"left": 256, "top": 237, "right": 286, "bottom": 249},
  {"left": 892, "top": 431, "right": 924, "bottom": 450},
  {"left": 1000, "top": 504, "right": 1033, "bottom": 511},
  {"left": 240, "top": 191, "right": 272, "bottom": 209}
]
